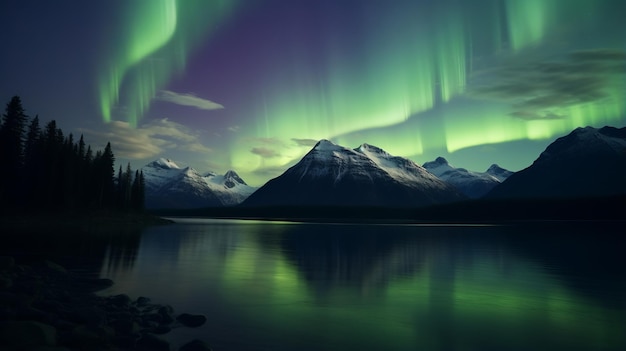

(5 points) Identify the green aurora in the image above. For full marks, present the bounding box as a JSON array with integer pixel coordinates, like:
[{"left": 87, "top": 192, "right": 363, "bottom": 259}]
[
  {"left": 90, "top": 0, "right": 625, "bottom": 184},
  {"left": 98, "top": 0, "right": 237, "bottom": 127}
]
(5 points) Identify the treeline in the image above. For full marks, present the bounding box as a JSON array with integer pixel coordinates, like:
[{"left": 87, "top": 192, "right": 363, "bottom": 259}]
[{"left": 0, "top": 96, "right": 144, "bottom": 213}]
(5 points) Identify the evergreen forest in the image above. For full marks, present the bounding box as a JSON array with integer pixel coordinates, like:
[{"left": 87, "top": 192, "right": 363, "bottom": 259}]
[{"left": 0, "top": 96, "right": 145, "bottom": 213}]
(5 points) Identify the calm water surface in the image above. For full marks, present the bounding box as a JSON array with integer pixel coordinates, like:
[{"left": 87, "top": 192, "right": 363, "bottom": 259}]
[{"left": 89, "top": 219, "right": 626, "bottom": 351}]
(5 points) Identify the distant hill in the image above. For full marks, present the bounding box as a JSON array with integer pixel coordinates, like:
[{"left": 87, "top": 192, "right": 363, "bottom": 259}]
[
  {"left": 241, "top": 140, "right": 465, "bottom": 207},
  {"left": 487, "top": 126, "right": 626, "bottom": 199},
  {"left": 143, "top": 158, "right": 256, "bottom": 209},
  {"left": 422, "top": 157, "right": 513, "bottom": 198}
]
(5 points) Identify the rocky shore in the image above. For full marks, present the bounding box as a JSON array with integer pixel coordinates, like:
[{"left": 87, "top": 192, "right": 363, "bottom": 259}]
[{"left": 0, "top": 255, "right": 212, "bottom": 351}]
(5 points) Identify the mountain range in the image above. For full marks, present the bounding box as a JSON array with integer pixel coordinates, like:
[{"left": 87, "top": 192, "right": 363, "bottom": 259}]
[
  {"left": 142, "top": 158, "right": 256, "bottom": 209},
  {"left": 241, "top": 140, "right": 465, "bottom": 207},
  {"left": 143, "top": 126, "right": 625, "bottom": 212},
  {"left": 422, "top": 157, "right": 513, "bottom": 198}
]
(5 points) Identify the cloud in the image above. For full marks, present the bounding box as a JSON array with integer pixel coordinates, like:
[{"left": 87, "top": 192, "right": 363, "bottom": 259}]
[
  {"left": 250, "top": 147, "right": 280, "bottom": 158},
  {"left": 228, "top": 125, "right": 240, "bottom": 132},
  {"left": 80, "top": 118, "right": 212, "bottom": 159},
  {"left": 291, "top": 138, "right": 318, "bottom": 147},
  {"left": 509, "top": 111, "right": 565, "bottom": 120},
  {"left": 470, "top": 48, "right": 626, "bottom": 116},
  {"left": 157, "top": 90, "right": 224, "bottom": 110}
]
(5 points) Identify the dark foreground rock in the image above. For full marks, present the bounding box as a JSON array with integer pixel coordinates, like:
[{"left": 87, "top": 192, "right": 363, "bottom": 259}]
[
  {"left": 176, "top": 313, "right": 207, "bottom": 328},
  {"left": 0, "top": 255, "right": 213, "bottom": 351}
]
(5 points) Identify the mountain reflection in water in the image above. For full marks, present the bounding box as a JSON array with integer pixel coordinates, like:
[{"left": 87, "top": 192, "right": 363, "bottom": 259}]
[{"left": 97, "top": 219, "right": 625, "bottom": 351}]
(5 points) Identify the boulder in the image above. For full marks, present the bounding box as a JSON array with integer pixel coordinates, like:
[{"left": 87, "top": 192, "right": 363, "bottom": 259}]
[
  {"left": 136, "top": 296, "right": 151, "bottom": 306},
  {"left": 109, "top": 294, "right": 132, "bottom": 308},
  {"left": 158, "top": 305, "right": 175, "bottom": 324},
  {"left": 176, "top": 313, "right": 207, "bottom": 328},
  {"left": 179, "top": 339, "right": 213, "bottom": 351},
  {"left": 137, "top": 333, "right": 170, "bottom": 351}
]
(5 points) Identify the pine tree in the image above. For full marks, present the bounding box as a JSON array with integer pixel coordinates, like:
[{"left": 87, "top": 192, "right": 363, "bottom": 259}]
[
  {"left": 131, "top": 169, "right": 146, "bottom": 212},
  {"left": 23, "top": 116, "right": 43, "bottom": 207},
  {"left": 94, "top": 142, "right": 115, "bottom": 208},
  {"left": 0, "top": 96, "right": 28, "bottom": 206},
  {"left": 123, "top": 163, "right": 133, "bottom": 209},
  {"left": 77, "top": 135, "right": 85, "bottom": 160}
]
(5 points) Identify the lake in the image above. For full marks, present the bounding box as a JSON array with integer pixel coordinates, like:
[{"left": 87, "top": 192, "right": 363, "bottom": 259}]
[{"left": 6, "top": 218, "right": 626, "bottom": 350}]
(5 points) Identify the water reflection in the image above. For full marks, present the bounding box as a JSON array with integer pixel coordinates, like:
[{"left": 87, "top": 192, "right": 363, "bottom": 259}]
[{"left": 99, "top": 220, "right": 625, "bottom": 351}]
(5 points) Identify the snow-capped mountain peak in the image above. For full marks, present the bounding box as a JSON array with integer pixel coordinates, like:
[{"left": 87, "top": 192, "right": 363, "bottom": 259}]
[
  {"left": 243, "top": 140, "right": 465, "bottom": 207},
  {"left": 223, "top": 170, "right": 247, "bottom": 188},
  {"left": 142, "top": 158, "right": 257, "bottom": 209},
  {"left": 422, "top": 157, "right": 455, "bottom": 178},
  {"left": 356, "top": 143, "right": 390, "bottom": 156},
  {"left": 314, "top": 139, "right": 342, "bottom": 151},
  {"left": 149, "top": 158, "right": 181, "bottom": 170},
  {"left": 486, "top": 164, "right": 513, "bottom": 182},
  {"left": 423, "top": 157, "right": 513, "bottom": 198}
]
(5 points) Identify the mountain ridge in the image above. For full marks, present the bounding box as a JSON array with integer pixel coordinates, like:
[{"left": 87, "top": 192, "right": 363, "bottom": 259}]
[
  {"left": 487, "top": 126, "right": 626, "bottom": 199},
  {"left": 422, "top": 157, "right": 513, "bottom": 198},
  {"left": 142, "top": 159, "right": 256, "bottom": 209},
  {"left": 242, "top": 140, "right": 465, "bottom": 207}
]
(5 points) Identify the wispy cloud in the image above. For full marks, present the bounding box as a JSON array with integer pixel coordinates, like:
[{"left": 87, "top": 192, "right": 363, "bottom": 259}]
[
  {"left": 291, "top": 138, "right": 318, "bottom": 147},
  {"left": 470, "top": 48, "right": 626, "bottom": 118},
  {"left": 157, "top": 90, "right": 224, "bottom": 110},
  {"left": 509, "top": 111, "right": 565, "bottom": 120},
  {"left": 250, "top": 147, "right": 280, "bottom": 158},
  {"left": 80, "top": 118, "right": 212, "bottom": 159}
]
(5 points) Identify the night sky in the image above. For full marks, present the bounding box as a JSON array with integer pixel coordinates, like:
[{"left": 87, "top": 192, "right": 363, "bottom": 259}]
[{"left": 1, "top": 0, "right": 624, "bottom": 186}]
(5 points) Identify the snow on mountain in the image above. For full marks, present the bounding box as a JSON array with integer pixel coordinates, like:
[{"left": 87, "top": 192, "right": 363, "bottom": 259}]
[
  {"left": 355, "top": 143, "right": 443, "bottom": 185},
  {"left": 422, "top": 157, "right": 512, "bottom": 198},
  {"left": 242, "top": 140, "right": 465, "bottom": 207},
  {"left": 142, "top": 159, "right": 256, "bottom": 209},
  {"left": 487, "top": 126, "right": 626, "bottom": 199},
  {"left": 486, "top": 164, "right": 514, "bottom": 182}
]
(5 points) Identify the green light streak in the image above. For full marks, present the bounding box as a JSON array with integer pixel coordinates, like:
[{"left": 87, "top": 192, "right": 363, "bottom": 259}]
[
  {"left": 505, "top": 0, "right": 549, "bottom": 51},
  {"left": 228, "top": 0, "right": 624, "bottom": 184},
  {"left": 99, "top": 0, "right": 237, "bottom": 126},
  {"left": 444, "top": 98, "right": 626, "bottom": 153}
]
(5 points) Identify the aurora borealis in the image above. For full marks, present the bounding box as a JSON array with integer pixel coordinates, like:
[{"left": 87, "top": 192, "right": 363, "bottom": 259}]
[{"left": 1, "top": 0, "right": 624, "bottom": 185}]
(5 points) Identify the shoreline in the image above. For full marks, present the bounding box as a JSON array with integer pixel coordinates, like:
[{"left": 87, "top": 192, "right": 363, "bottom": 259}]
[
  {"left": 0, "top": 212, "right": 173, "bottom": 232},
  {"left": 0, "top": 255, "right": 211, "bottom": 351}
]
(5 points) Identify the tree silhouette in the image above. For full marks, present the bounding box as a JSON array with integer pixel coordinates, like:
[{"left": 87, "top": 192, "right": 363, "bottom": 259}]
[
  {"left": 0, "top": 96, "right": 28, "bottom": 204},
  {"left": 0, "top": 96, "right": 145, "bottom": 214}
]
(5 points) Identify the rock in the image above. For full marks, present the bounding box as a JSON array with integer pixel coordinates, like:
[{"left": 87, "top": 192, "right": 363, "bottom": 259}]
[
  {"left": 136, "top": 296, "right": 151, "bottom": 306},
  {"left": 0, "top": 320, "right": 57, "bottom": 349},
  {"left": 158, "top": 305, "right": 175, "bottom": 324},
  {"left": 64, "top": 304, "right": 106, "bottom": 327},
  {"left": 176, "top": 313, "right": 207, "bottom": 328},
  {"left": 142, "top": 312, "right": 163, "bottom": 324},
  {"left": 0, "top": 255, "right": 15, "bottom": 271},
  {"left": 110, "top": 319, "right": 141, "bottom": 336},
  {"left": 152, "top": 324, "right": 171, "bottom": 335},
  {"left": 109, "top": 293, "right": 132, "bottom": 308},
  {"left": 179, "top": 339, "right": 213, "bottom": 351},
  {"left": 136, "top": 333, "right": 170, "bottom": 351}
]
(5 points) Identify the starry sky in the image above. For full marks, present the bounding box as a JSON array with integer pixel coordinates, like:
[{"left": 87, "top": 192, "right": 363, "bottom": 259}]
[{"left": 1, "top": 0, "right": 625, "bottom": 186}]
